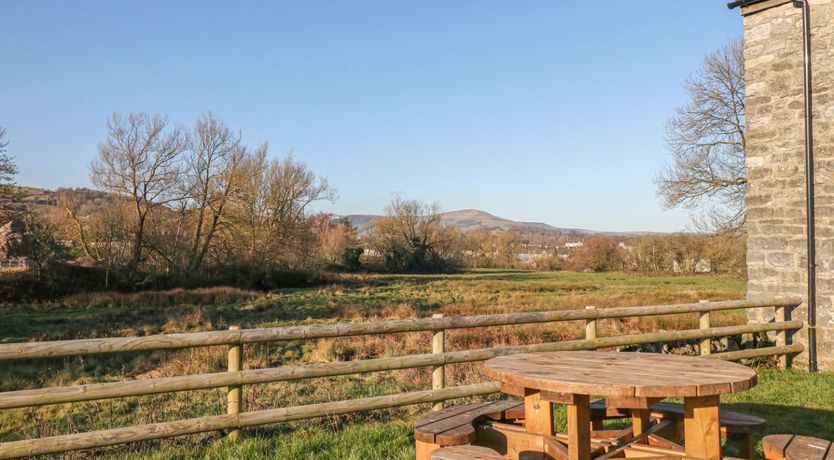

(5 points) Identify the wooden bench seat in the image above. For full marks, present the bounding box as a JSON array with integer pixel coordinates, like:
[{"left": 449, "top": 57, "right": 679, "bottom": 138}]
[
  {"left": 415, "top": 400, "right": 523, "bottom": 460},
  {"left": 431, "top": 445, "right": 506, "bottom": 460},
  {"left": 763, "top": 434, "right": 834, "bottom": 460},
  {"left": 589, "top": 400, "right": 767, "bottom": 432},
  {"left": 416, "top": 399, "right": 766, "bottom": 460},
  {"left": 589, "top": 400, "right": 766, "bottom": 459}
]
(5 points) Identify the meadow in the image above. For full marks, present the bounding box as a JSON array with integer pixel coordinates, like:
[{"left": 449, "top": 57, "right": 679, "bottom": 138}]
[{"left": 2, "top": 270, "right": 830, "bottom": 459}]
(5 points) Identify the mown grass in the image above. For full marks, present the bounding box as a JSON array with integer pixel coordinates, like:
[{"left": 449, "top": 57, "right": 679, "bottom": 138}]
[{"left": 0, "top": 270, "right": 782, "bottom": 459}]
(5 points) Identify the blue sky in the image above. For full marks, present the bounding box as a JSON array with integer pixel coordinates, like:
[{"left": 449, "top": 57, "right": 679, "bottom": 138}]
[{"left": 1, "top": 1, "right": 742, "bottom": 232}]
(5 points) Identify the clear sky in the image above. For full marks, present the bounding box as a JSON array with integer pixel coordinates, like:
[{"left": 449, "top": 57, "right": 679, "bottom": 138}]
[{"left": 1, "top": 1, "right": 742, "bottom": 232}]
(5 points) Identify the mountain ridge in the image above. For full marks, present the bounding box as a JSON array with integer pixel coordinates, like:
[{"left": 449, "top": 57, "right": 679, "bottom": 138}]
[{"left": 346, "top": 209, "right": 665, "bottom": 237}]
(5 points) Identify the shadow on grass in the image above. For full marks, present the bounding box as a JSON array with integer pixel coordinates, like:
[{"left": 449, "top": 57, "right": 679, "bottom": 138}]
[{"left": 723, "top": 402, "right": 834, "bottom": 442}]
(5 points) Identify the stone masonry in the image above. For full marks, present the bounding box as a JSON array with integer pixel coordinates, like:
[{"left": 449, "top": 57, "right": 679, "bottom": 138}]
[{"left": 742, "top": 0, "right": 834, "bottom": 370}]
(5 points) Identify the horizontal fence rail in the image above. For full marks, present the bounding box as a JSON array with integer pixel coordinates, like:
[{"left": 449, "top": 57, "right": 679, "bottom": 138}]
[
  {"left": 0, "top": 297, "right": 801, "bottom": 361},
  {"left": 0, "top": 383, "right": 502, "bottom": 459},
  {"left": 0, "top": 320, "right": 803, "bottom": 410},
  {"left": 0, "top": 296, "right": 804, "bottom": 459}
]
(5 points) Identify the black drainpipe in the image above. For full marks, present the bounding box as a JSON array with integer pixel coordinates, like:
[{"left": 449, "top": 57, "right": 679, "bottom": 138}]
[
  {"left": 796, "top": 0, "right": 818, "bottom": 373},
  {"left": 728, "top": 0, "right": 817, "bottom": 371}
]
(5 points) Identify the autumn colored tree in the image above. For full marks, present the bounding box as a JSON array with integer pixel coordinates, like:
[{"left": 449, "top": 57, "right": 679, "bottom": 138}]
[
  {"left": 372, "top": 198, "right": 456, "bottom": 272},
  {"left": 567, "top": 236, "right": 624, "bottom": 272}
]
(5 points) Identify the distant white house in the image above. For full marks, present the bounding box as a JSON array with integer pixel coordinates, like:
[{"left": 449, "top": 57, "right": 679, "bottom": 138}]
[
  {"left": 564, "top": 241, "right": 583, "bottom": 249},
  {"left": 516, "top": 252, "right": 545, "bottom": 264},
  {"left": 672, "top": 259, "right": 712, "bottom": 274}
]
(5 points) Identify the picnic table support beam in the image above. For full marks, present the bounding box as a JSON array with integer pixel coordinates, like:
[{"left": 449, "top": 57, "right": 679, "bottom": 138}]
[
  {"left": 567, "top": 394, "right": 591, "bottom": 460},
  {"left": 631, "top": 409, "right": 652, "bottom": 437},
  {"left": 227, "top": 326, "right": 243, "bottom": 441},
  {"left": 684, "top": 395, "right": 721, "bottom": 460},
  {"left": 432, "top": 313, "right": 446, "bottom": 412},
  {"left": 523, "top": 389, "right": 555, "bottom": 437}
]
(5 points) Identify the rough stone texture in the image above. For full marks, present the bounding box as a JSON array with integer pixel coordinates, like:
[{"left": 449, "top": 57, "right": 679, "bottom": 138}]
[{"left": 743, "top": 0, "right": 834, "bottom": 371}]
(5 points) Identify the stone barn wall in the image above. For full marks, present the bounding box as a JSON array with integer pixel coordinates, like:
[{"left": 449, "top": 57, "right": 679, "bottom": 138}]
[{"left": 741, "top": 0, "right": 834, "bottom": 370}]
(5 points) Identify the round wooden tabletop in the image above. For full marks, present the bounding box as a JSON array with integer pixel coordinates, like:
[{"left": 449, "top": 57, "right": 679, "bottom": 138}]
[{"left": 484, "top": 351, "right": 757, "bottom": 398}]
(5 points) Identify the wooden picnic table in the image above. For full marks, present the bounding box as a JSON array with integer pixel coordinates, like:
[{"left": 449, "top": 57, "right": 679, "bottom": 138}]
[{"left": 483, "top": 351, "right": 758, "bottom": 460}]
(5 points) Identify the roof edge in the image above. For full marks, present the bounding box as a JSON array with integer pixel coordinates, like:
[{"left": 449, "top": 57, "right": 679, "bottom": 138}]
[{"left": 728, "top": 0, "right": 794, "bottom": 16}]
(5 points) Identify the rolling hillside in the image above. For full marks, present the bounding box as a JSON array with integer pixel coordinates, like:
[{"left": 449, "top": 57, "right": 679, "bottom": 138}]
[{"left": 347, "top": 209, "right": 594, "bottom": 236}]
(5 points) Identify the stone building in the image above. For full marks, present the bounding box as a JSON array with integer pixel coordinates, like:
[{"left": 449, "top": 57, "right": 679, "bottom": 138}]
[{"left": 737, "top": 0, "right": 834, "bottom": 370}]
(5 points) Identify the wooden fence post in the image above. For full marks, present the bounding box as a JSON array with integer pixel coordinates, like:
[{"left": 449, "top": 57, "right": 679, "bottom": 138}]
[
  {"left": 775, "top": 306, "right": 792, "bottom": 368},
  {"left": 585, "top": 306, "right": 597, "bottom": 348},
  {"left": 227, "top": 326, "right": 243, "bottom": 440},
  {"left": 699, "top": 303, "right": 711, "bottom": 356},
  {"left": 432, "top": 313, "right": 446, "bottom": 412}
]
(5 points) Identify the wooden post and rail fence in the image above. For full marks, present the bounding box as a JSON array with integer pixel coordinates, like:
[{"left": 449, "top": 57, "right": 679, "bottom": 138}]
[{"left": 0, "top": 296, "right": 803, "bottom": 458}]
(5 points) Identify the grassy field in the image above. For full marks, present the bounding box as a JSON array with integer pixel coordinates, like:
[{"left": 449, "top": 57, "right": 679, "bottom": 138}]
[{"left": 2, "top": 270, "right": 824, "bottom": 459}]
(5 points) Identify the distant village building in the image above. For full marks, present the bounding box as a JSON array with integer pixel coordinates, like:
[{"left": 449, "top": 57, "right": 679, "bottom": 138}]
[
  {"left": 736, "top": 0, "right": 834, "bottom": 370},
  {"left": 563, "top": 241, "right": 583, "bottom": 249},
  {"left": 672, "top": 259, "right": 712, "bottom": 274},
  {"left": 515, "top": 252, "right": 546, "bottom": 265}
]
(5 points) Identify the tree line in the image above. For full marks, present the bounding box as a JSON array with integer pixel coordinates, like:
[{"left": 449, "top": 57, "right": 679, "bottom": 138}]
[{"left": 1, "top": 111, "right": 746, "bottom": 300}]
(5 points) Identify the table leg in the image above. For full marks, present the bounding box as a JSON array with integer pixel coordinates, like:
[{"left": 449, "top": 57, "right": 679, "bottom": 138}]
[
  {"left": 684, "top": 395, "right": 721, "bottom": 460},
  {"left": 567, "top": 394, "right": 591, "bottom": 460},
  {"left": 524, "top": 389, "right": 555, "bottom": 436},
  {"left": 631, "top": 409, "right": 652, "bottom": 437}
]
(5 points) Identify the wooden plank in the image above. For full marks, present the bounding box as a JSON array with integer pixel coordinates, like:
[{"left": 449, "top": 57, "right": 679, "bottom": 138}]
[
  {"left": 763, "top": 434, "right": 794, "bottom": 460},
  {"left": 631, "top": 409, "right": 652, "bottom": 437},
  {"left": 567, "top": 394, "right": 591, "bottom": 460},
  {"left": 477, "top": 422, "right": 551, "bottom": 459},
  {"left": 648, "top": 402, "right": 766, "bottom": 434},
  {"left": 540, "top": 391, "right": 576, "bottom": 404},
  {"left": 683, "top": 395, "right": 721, "bottom": 460},
  {"left": 544, "top": 436, "right": 570, "bottom": 460},
  {"left": 484, "top": 352, "right": 757, "bottom": 399},
  {"left": 784, "top": 436, "right": 832, "bottom": 460},
  {"left": 647, "top": 434, "right": 684, "bottom": 452},
  {"left": 606, "top": 397, "right": 663, "bottom": 410},
  {"left": 594, "top": 420, "right": 676, "bottom": 460},
  {"left": 525, "top": 389, "right": 555, "bottom": 436},
  {"left": 416, "top": 402, "right": 494, "bottom": 429},
  {"left": 430, "top": 445, "right": 505, "bottom": 460},
  {"left": 425, "top": 401, "right": 526, "bottom": 445},
  {"left": 416, "top": 402, "right": 497, "bottom": 443},
  {"left": 416, "top": 440, "right": 442, "bottom": 460},
  {"left": 740, "top": 0, "right": 792, "bottom": 16},
  {"left": 479, "top": 422, "right": 610, "bottom": 459}
]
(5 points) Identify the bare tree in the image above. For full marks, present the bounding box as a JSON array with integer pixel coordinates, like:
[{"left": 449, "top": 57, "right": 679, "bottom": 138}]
[
  {"left": 656, "top": 38, "right": 746, "bottom": 232},
  {"left": 55, "top": 189, "right": 98, "bottom": 260},
  {"left": 373, "top": 198, "right": 454, "bottom": 272},
  {"left": 227, "top": 148, "right": 335, "bottom": 271},
  {"left": 183, "top": 113, "right": 245, "bottom": 272},
  {"left": 90, "top": 113, "right": 188, "bottom": 277},
  {"left": 0, "top": 127, "right": 21, "bottom": 221}
]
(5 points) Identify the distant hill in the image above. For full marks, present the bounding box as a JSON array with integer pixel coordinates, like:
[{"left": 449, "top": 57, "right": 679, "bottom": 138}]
[
  {"left": 18, "top": 186, "right": 665, "bottom": 237},
  {"left": 347, "top": 209, "right": 596, "bottom": 236}
]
